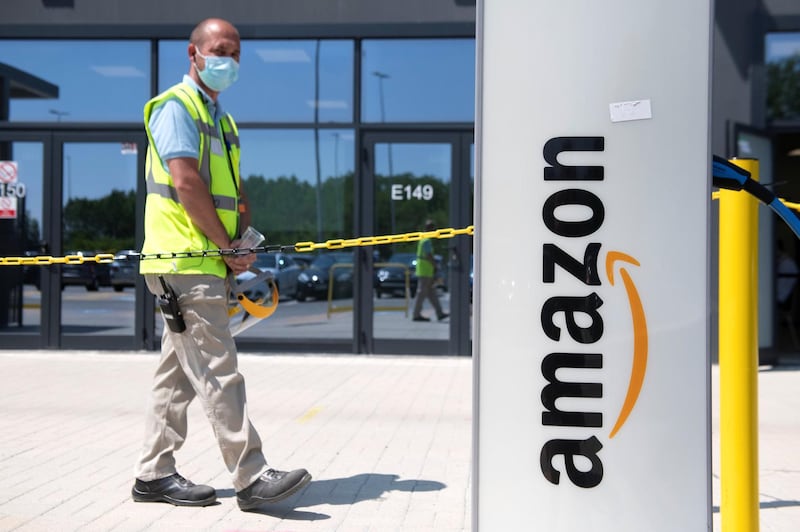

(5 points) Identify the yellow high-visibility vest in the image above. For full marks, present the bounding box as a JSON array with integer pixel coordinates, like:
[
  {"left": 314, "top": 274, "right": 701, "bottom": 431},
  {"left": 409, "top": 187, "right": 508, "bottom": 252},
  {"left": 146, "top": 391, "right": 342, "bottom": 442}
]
[
  {"left": 416, "top": 238, "right": 435, "bottom": 277},
  {"left": 140, "top": 82, "right": 241, "bottom": 278}
]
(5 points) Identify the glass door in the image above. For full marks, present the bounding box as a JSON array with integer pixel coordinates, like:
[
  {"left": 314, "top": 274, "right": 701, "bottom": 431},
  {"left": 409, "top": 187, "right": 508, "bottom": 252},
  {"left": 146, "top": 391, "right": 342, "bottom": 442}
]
[
  {"left": 227, "top": 129, "right": 356, "bottom": 353},
  {"left": 363, "top": 132, "right": 473, "bottom": 355},
  {"left": 56, "top": 134, "right": 147, "bottom": 349},
  {"left": 0, "top": 131, "right": 147, "bottom": 350}
]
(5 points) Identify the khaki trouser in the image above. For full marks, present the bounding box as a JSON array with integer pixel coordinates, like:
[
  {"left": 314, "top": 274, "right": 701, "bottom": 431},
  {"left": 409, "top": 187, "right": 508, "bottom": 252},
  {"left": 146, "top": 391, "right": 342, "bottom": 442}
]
[
  {"left": 413, "top": 276, "right": 444, "bottom": 319},
  {"left": 134, "top": 274, "right": 267, "bottom": 492}
]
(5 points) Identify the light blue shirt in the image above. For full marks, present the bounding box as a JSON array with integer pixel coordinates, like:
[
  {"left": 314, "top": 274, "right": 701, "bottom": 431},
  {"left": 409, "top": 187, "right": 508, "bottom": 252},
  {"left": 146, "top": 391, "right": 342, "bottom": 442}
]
[{"left": 148, "top": 75, "right": 226, "bottom": 165}]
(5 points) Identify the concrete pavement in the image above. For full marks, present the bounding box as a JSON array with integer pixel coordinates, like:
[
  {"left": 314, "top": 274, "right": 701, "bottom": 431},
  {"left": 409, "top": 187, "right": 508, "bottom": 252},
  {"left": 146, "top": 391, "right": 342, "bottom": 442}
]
[
  {"left": 0, "top": 351, "right": 472, "bottom": 532},
  {"left": 0, "top": 350, "right": 798, "bottom": 531}
]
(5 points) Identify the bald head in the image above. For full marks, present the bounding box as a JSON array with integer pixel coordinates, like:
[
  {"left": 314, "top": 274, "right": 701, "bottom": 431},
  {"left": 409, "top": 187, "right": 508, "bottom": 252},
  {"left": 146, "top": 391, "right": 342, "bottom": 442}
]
[{"left": 190, "top": 18, "right": 240, "bottom": 48}]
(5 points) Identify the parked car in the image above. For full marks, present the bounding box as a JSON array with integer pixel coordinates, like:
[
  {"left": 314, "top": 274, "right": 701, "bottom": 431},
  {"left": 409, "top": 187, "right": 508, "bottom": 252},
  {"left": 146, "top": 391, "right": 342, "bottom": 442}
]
[
  {"left": 286, "top": 252, "right": 315, "bottom": 270},
  {"left": 110, "top": 249, "right": 139, "bottom": 292},
  {"left": 235, "top": 252, "right": 302, "bottom": 301},
  {"left": 61, "top": 250, "right": 112, "bottom": 291},
  {"left": 295, "top": 251, "right": 354, "bottom": 301},
  {"left": 374, "top": 252, "right": 447, "bottom": 298},
  {"left": 374, "top": 252, "right": 416, "bottom": 298},
  {"left": 22, "top": 250, "right": 42, "bottom": 289}
]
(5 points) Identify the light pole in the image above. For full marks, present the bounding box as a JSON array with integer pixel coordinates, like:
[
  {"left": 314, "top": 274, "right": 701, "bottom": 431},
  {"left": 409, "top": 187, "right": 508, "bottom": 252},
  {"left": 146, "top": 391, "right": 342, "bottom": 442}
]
[
  {"left": 65, "top": 155, "right": 72, "bottom": 200},
  {"left": 332, "top": 132, "right": 340, "bottom": 178},
  {"left": 372, "top": 71, "right": 394, "bottom": 177},
  {"left": 49, "top": 109, "right": 68, "bottom": 122},
  {"left": 313, "top": 40, "right": 323, "bottom": 241},
  {"left": 373, "top": 71, "right": 395, "bottom": 234},
  {"left": 330, "top": 131, "right": 342, "bottom": 226}
]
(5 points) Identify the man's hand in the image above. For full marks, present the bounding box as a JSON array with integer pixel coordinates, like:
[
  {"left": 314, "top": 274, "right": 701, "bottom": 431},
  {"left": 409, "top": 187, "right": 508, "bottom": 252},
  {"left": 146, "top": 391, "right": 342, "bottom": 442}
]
[{"left": 224, "top": 238, "right": 257, "bottom": 275}]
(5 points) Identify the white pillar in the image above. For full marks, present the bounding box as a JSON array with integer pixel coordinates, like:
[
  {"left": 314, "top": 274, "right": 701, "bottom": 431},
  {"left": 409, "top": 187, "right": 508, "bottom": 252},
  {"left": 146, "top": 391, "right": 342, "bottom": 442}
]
[{"left": 474, "top": 1, "right": 713, "bottom": 530}]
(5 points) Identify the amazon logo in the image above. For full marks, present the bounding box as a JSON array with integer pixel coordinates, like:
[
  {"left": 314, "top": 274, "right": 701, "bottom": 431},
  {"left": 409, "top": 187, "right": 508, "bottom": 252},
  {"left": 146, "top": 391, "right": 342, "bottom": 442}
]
[{"left": 538, "top": 137, "right": 649, "bottom": 489}]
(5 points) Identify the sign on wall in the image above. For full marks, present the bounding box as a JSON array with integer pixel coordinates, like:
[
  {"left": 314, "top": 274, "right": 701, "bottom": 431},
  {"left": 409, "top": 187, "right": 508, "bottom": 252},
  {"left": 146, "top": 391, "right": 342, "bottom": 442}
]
[
  {"left": 474, "top": 1, "right": 712, "bottom": 530},
  {"left": 0, "top": 161, "right": 21, "bottom": 219}
]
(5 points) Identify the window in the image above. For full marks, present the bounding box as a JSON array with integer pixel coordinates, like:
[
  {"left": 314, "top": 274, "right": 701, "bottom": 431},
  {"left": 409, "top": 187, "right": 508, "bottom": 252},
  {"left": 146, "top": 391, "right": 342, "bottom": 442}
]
[
  {"left": 361, "top": 39, "right": 475, "bottom": 123},
  {"left": 238, "top": 128, "right": 355, "bottom": 244},
  {"left": 766, "top": 32, "right": 800, "bottom": 122},
  {"left": 0, "top": 40, "right": 150, "bottom": 122},
  {"left": 233, "top": 128, "right": 356, "bottom": 342}
]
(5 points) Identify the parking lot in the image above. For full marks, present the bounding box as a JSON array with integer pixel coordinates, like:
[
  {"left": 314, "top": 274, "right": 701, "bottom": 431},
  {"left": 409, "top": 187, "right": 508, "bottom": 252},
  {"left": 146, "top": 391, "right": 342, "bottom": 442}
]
[{"left": 21, "top": 284, "right": 454, "bottom": 342}]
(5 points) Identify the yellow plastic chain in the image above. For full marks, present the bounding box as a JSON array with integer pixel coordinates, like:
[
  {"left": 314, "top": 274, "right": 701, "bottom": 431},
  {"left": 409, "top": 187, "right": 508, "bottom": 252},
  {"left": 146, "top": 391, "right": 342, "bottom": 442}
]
[
  {"left": 0, "top": 253, "right": 117, "bottom": 266},
  {"left": 293, "top": 225, "right": 474, "bottom": 253},
  {"left": 0, "top": 225, "right": 475, "bottom": 266}
]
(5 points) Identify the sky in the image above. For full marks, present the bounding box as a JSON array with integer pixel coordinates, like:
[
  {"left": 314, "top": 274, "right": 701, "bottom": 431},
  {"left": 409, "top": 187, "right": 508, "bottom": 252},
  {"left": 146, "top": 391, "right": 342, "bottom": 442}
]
[{"left": 765, "top": 32, "right": 800, "bottom": 63}]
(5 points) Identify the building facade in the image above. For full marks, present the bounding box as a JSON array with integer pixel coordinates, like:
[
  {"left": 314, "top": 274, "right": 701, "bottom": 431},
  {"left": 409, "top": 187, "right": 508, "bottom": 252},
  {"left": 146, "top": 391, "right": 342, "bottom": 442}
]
[{"left": 0, "top": 0, "right": 798, "bottom": 356}]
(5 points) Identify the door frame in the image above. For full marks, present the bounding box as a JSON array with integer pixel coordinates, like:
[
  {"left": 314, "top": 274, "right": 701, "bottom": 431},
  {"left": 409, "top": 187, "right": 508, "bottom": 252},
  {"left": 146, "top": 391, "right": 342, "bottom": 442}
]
[
  {"left": 0, "top": 130, "right": 53, "bottom": 348},
  {"left": 0, "top": 127, "right": 150, "bottom": 350},
  {"left": 359, "top": 130, "right": 473, "bottom": 355},
  {"left": 732, "top": 122, "right": 778, "bottom": 359}
]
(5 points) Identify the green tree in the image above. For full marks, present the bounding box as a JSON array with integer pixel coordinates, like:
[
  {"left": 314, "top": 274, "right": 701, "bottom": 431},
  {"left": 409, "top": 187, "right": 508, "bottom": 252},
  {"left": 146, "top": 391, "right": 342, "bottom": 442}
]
[
  {"left": 20, "top": 210, "right": 41, "bottom": 250},
  {"left": 242, "top": 171, "right": 447, "bottom": 256},
  {"left": 63, "top": 189, "right": 136, "bottom": 251},
  {"left": 243, "top": 172, "right": 354, "bottom": 248},
  {"left": 767, "top": 54, "right": 800, "bottom": 121}
]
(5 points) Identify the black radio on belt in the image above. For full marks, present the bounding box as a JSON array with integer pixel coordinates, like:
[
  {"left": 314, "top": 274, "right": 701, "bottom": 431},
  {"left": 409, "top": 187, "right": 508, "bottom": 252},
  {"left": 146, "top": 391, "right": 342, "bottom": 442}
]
[{"left": 157, "top": 276, "right": 186, "bottom": 333}]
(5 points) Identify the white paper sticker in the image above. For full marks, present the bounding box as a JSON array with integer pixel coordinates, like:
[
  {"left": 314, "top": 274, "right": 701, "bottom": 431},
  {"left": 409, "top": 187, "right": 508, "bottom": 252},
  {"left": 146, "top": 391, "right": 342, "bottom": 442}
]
[{"left": 609, "top": 99, "right": 652, "bottom": 122}]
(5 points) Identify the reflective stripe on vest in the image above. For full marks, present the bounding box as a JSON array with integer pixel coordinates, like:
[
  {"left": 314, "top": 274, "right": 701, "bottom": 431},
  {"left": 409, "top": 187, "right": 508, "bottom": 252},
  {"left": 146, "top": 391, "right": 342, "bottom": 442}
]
[
  {"left": 144, "top": 85, "right": 238, "bottom": 211},
  {"left": 144, "top": 180, "right": 238, "bottom": 211}
]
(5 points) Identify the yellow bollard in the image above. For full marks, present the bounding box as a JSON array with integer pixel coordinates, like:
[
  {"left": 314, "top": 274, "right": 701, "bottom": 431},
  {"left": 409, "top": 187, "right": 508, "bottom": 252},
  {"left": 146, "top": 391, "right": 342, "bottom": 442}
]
[{"left": 718, "top": 158, "right": 760, "bottom": 532}]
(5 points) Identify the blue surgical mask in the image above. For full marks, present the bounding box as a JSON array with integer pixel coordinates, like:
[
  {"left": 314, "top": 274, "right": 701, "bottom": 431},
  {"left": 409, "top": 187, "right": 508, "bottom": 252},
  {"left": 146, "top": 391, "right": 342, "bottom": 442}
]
[{"left": 195, "top": 50, "right": 239, "bottom": 92}]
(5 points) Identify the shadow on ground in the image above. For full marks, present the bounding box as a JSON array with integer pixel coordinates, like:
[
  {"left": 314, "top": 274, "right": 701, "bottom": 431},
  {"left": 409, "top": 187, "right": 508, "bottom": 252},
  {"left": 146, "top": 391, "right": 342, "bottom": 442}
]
[
  {"left": 217, "top": 473, "right": 447, "bottom": 521},
  {"left": 713, "top": 499, "right": 800, "bottom": 513}
]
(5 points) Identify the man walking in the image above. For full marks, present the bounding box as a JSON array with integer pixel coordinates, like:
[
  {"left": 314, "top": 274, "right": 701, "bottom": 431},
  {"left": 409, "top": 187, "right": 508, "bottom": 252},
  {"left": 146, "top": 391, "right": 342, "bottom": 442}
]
[
  {"left": 412, "top": 220, "right": 449, "bottom": 322},
  {"left": 131, "top": 18, "right": 310, "bottom": 511}
]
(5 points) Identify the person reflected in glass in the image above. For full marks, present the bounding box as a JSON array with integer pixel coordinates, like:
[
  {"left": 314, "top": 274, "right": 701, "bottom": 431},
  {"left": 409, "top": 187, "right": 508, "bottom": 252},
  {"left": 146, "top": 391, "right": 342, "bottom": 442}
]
[
  {"left": 412, "top": 219, "right": 449, "bottom": 322},
  {"left": 132, "top": 18, "right": 310, "bottom": 512}
]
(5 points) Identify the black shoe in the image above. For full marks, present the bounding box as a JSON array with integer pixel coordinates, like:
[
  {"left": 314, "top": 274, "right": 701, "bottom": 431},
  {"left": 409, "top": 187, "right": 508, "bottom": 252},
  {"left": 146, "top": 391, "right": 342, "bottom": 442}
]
[
  {"left": 412, "top": 315, "right": 430, "bottom": 322},
  {"left": 237, "top": 468, "right": 312, "bottom": 510},
  {"left": 437, "top": 312, "right": 449, "bottom": 321},
  {"left": 132, "top": 473, "right": 216, "bottom": 507}
]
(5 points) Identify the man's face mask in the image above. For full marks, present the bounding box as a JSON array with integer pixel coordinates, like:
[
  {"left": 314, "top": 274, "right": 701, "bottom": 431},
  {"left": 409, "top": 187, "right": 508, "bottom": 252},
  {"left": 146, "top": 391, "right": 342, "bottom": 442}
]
[{"left": 194, "top": 50, "right": 239, "bottom": 92}]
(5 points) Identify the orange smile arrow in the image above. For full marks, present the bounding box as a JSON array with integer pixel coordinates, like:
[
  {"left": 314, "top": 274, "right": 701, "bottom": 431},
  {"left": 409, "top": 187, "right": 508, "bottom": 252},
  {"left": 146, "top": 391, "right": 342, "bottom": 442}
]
[{"left": 606, "top": 251, "right": 648, "bottom": 438}]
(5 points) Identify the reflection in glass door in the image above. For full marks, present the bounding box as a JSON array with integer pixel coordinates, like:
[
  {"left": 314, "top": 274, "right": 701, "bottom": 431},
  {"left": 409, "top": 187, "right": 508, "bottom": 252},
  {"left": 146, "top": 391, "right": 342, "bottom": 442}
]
[
  {"left": 226, "top": 129, "right": 356, "bottom": 351},
  {"left": 372, "top": 142, "right": 452, "bottom": 345},
  {"left": 365, "top": 132, "right": 473, "bottom": 355},
  {"left": 0, "top": 140, "right": 46, "bottom": 345},
  {"left": 60, "top": 141, "right": 140, "bottom": 344}
]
